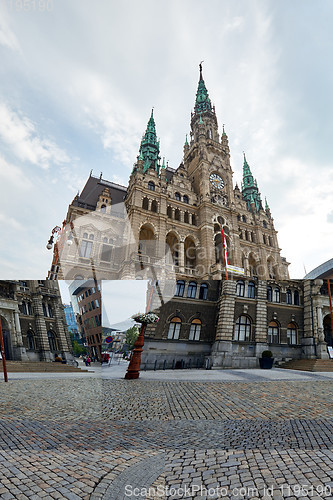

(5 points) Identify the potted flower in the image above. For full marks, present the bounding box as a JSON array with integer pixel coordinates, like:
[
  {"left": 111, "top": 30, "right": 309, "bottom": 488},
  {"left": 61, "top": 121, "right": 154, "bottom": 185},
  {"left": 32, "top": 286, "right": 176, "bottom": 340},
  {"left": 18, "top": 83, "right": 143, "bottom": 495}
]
[{"left": 259, "top": 350, "right": 274, "bottom": 369}]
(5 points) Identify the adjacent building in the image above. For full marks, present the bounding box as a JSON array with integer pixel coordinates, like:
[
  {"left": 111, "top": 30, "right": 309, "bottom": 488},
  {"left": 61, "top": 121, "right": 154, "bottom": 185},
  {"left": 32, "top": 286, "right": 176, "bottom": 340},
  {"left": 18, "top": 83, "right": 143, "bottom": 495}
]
[
  {"left": 70, "top": 280, "right": 102, "bottom": 359},
  {"left": 0, "top": 280, "right": 73, "bottom": 361}
]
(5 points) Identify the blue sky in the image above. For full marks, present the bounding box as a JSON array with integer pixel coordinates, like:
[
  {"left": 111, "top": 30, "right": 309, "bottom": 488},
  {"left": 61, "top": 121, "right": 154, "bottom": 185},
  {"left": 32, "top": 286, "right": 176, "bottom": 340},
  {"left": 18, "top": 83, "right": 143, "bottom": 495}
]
[{"left": 0, "top": 0, "right": 332, "bottom": 278}]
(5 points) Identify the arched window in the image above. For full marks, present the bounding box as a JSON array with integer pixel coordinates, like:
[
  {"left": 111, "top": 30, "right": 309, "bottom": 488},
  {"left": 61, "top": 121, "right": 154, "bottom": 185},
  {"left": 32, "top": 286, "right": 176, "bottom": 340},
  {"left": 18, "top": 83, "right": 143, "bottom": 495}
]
[
  {"left": 151, "top": 200, "right": 158, "bottom": 213},
  {"left": 267, "top": 286, "right": 272, "bottom": 302},
  {"left": 199, "top": 283, "right": 208, "bottom": 300},
  {"left": 47, "top": 330, "right": 58, "bottom": 351},
  {"left": 42, "top": 303, "right": 47, "bottom": 317},
  {"left": 27, "top": 329, "right": 35, "bottom": 350},
  {"left": 273, "top": 287, "right": 280, "bottom": 303},
  {"left": 236, "top": 280, "right": 245, "bottom": 297},
  {"left": 184, "top": 212, "right": 189, "bottom": 224},
  {"left": 286, "top": 289, "right": 292, "bottom": 305},
  {"left": 175, "top": 209, "right": 181, "bottom": 221},
  {"left": 48, "top": 304, "right": 53, "bottom": 318},
  {"left": 248, "top": 281, "right": 256, "bottom": 299},
  {"left": 192, "top": 214, "right": 196, "bottom": 225},
  {"left": 242, "top": 215, "right": 247, "bottom": 223},
  {"left": 183, "top": 195, "right": 189, "bottom": 204},
  {"left": 100, "top": 204, "right": 106, "bottom": 213},
  {"left": 175, "top": 280, "right": 185, "bottom": 297},
  {"left": 294, "top": 290, "right": 299, "bottom": 306},
  {"left": 167, "top": 206, "right": 173, "bottom": 218},
  {"left": 21, "top": 301, "right": 27, "bottom": 315},
  {"left": 287, "top": 322, "right": 298, "bottom": 345},
  {"left": 142, "top": 197, "right": 149, "bottom": 210},
  {"left": 268, "top": 321, "right": 279, "bottom": 344},
  {"left": 189, "top": 319, "right": 201, "bottom": 341},
  {"left": 27, "top": 303, "right": 33, "bottom": 316},
  {"left": 175, "top": 192, "right": 181, "bottom": 201},
  {"left": 263, "top": 234, "right": 267, "bottom": 244},
  {"left": 148, "top": 181, "right": 155, "bottom": 191},
  {"left": 263, "top": 220, "right": 267, "bottom": 228},
  {"left": 89, "top": 234, "right": 94, "bottom": 240},
  {"left": 187, "top": 281, "right": 197, "bottom": 299},
  {"left": 167, "top": 317, "right": 181, "bottom": 340},
  {"left": 234, "top": 315, "right": 252, "bottom": 341}
]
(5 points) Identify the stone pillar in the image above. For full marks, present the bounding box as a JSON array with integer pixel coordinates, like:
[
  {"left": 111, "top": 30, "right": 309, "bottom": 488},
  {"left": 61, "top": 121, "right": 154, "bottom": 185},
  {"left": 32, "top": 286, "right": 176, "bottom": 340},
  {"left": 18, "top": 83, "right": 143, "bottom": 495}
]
[
  {"left": 32, "top": 293, "right": 52, "bottom": 361},
  {"left": 302, "top": 280, "right": 318, "bottom": 359},
  {"left": 209, "top": 280, "right": 236, "bottom": 368},
  {"left": 179, "top": 238, "right": 185, "bottom": 273},
  {"left": 254, "top": 280, "right": 269, "bottom": 358}
]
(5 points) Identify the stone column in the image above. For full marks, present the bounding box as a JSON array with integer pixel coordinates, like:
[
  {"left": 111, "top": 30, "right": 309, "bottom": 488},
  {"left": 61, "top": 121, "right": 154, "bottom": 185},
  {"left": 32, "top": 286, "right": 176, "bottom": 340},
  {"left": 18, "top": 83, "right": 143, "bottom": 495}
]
[
  {"left": 178, "top": 238, "right": 185, "bottom": 273},
  {"left": 32, "top": 293, "right": 52, "bottom": 361},
  {"left": 209, "top": 280, "right": 236, "bottom": 368},
  {"left": 254, "top": 280, "right": 269, "bottom": 357}
]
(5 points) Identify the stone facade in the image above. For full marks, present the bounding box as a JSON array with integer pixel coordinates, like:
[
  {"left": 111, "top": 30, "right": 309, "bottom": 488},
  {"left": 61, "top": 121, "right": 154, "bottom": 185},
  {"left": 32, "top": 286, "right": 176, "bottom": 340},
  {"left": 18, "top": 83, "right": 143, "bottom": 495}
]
[
  {"left": 141, "top": 277, "right": 333, "bottom": 369},
  {"left": 0, "top": 280, "right": 73, "bottom": 362}
]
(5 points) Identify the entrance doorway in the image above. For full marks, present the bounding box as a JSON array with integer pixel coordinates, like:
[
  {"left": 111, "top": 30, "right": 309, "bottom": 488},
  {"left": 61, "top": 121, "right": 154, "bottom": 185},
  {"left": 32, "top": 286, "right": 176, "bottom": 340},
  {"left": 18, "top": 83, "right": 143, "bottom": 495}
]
[
  {"left": 324, "top": 314, "right": 332, "bottom": 346},
  {"left": 1, "top": 316, "right": 12, "bottom": 360}
]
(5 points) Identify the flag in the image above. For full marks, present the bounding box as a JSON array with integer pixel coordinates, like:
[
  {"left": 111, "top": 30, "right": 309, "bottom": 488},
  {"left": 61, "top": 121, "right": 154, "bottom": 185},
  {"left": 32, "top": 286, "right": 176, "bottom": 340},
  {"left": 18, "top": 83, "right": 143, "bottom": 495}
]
[{"left": 220, "top": 225, "right": 229, "bottom": 265}]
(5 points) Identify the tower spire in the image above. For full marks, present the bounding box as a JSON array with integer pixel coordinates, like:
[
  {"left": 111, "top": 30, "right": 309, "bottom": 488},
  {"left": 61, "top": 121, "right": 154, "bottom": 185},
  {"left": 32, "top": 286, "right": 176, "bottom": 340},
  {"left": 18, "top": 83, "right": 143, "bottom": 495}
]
[
  {"left": 241, "top": 153, "right": 262, "bottom": 212},
  {"left": 194, "top": 62, "right": 212, "bottom": 114}
]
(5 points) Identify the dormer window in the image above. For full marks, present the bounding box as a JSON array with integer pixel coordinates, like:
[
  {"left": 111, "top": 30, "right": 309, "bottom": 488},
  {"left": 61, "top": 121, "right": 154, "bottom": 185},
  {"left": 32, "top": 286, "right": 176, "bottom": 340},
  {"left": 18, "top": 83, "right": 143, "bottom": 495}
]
[
  {"left": 101, "top": 204, "right": 106, "bottom": 213},
  {"left": 148, "top": 181, "right": 155, "bottom": 191}
]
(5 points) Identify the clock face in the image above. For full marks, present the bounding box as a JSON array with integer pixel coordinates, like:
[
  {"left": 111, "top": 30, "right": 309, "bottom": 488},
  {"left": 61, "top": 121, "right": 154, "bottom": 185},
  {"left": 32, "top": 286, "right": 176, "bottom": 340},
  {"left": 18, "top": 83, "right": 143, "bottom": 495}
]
[{"left": 210, "top": 173, "right": 224, "bottom": 190}]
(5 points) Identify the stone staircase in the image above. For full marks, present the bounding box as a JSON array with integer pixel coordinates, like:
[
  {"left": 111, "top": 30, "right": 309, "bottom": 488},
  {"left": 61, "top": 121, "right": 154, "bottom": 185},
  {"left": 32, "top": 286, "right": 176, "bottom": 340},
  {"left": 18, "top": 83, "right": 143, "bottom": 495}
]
[
  {"left": 0, "top": 361, "right": 88, "bottom": 373},
  {"left": 280, "top": 359, "right": 333, "bottom": 372}
]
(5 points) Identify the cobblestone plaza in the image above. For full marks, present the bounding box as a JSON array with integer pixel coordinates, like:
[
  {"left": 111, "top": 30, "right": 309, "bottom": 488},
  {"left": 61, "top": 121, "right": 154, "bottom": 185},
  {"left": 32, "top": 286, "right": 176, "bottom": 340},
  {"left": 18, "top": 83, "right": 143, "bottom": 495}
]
[{"left": 1, "top": 367, "right": 333, "bottom": 499}]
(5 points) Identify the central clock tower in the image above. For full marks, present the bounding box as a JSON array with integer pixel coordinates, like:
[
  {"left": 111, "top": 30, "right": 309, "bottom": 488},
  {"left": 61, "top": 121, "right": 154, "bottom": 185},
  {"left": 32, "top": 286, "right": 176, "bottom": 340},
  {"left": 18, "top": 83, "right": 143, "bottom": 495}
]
[{"left": 184, "top": 64, "right": 234, "bottom": 206}]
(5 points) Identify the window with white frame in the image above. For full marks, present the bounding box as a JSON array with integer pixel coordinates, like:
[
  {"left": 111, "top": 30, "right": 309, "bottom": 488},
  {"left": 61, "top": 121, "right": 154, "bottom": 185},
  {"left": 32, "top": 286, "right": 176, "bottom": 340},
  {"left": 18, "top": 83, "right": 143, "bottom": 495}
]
[
  {"left": 189, "top": 319, "right": 201, "bottom": 341},
  {"left": 167, "top": 317, "right": 181, "bottom": 339},
  {"left": 234, "top": 315, "right": 252, "bottom": 341},
  {"left": 268, "top": 321, "right": 279, "bottom": 343}
]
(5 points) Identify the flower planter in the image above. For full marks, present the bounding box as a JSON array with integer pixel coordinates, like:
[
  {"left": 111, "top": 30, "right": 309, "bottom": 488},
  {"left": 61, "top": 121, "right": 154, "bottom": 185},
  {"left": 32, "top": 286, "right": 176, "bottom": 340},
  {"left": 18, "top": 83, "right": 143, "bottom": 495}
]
[{"left": 259, "top": 357, "right": 274, "bottom": 369}]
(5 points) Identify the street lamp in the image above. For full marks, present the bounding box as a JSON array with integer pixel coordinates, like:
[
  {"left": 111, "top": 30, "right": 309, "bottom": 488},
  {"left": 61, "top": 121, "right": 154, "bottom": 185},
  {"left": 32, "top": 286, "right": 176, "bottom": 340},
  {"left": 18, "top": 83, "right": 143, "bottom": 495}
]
[{"left": 46, "top": 226, "right": 61, "bottom": 250}]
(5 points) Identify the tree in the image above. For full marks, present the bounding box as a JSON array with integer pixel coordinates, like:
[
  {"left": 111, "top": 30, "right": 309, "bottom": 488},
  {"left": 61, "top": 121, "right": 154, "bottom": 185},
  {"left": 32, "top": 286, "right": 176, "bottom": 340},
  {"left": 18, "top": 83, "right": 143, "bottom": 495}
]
[
  {"left": 125, "top": 325, "right": 139, "bottom": 350},
  {"left": 73, "top": 340, "right": 87, "bottom": 357}
]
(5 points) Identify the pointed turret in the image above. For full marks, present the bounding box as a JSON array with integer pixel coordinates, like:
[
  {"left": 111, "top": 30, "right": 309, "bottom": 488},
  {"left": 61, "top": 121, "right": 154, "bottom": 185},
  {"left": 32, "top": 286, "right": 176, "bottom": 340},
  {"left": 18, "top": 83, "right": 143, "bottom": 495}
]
[
  {"left": 241, "top": 153, "right": 263, "bottom": 212},
  {"left": 139, "top": 109, "right": 161, "bottom": 174},
  {"left": 265, "top": 197, "right": 272, "bottom": 219}
]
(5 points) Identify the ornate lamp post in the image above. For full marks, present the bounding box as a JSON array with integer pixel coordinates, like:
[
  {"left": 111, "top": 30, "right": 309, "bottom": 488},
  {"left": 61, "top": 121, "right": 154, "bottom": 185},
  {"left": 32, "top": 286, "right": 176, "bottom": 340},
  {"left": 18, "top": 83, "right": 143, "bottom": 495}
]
[{"left": 124, "top": 313, "right": 159, "bottom": 379}]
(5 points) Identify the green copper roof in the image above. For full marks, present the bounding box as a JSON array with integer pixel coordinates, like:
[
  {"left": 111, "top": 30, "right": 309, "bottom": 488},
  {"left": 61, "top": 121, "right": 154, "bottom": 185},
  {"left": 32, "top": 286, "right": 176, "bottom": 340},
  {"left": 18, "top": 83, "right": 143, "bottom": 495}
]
[
  {"left": 194, "top": 63, "right": 212, "bottom": 114},
  {"left": 222, "top": 124, "right": 227, "bottom": 136},
  {"left": 241, "top": 153, "right": 262, "bottom": 212},
  {"left": 139, "top": 109, "right": 160, "bottom": 174}
]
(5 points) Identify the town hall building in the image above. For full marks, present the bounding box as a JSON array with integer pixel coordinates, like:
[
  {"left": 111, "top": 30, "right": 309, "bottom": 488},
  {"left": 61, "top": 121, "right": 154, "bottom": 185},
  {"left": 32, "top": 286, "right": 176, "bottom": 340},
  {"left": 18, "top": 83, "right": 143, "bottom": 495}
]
[{"left": 46, "top": 65, "right": 333, "bottom": 368}]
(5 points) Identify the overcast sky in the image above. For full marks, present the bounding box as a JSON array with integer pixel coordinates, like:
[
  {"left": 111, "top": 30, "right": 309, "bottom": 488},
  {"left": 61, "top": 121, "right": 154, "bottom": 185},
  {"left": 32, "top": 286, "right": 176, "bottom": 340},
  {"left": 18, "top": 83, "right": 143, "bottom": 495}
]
[
  {"left": 0, "top": 0, "right": 332, "bottom": 279},
  {"left": 102, "top": 280, "right": 149, "bottom": 326}
]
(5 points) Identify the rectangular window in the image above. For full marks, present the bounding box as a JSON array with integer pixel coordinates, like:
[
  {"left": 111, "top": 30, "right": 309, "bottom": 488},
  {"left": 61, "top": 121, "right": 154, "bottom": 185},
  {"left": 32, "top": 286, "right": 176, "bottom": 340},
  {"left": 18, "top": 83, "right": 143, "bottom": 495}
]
[
  {"left": 95, "top": 299, "right": 100, "bottom": 308},
  {"left": 80, "top": 240, "right": 92, "bottom": 258},
  {"left": 101, "top": 244, "right": 112, "bottom": 262}
]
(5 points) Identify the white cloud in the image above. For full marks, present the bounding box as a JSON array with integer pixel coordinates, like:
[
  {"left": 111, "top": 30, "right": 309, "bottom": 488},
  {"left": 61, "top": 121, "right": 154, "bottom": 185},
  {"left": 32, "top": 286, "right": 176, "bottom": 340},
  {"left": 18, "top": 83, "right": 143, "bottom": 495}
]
[{"left": 0, "top": 102, "right": 70, "bottom": 169}]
